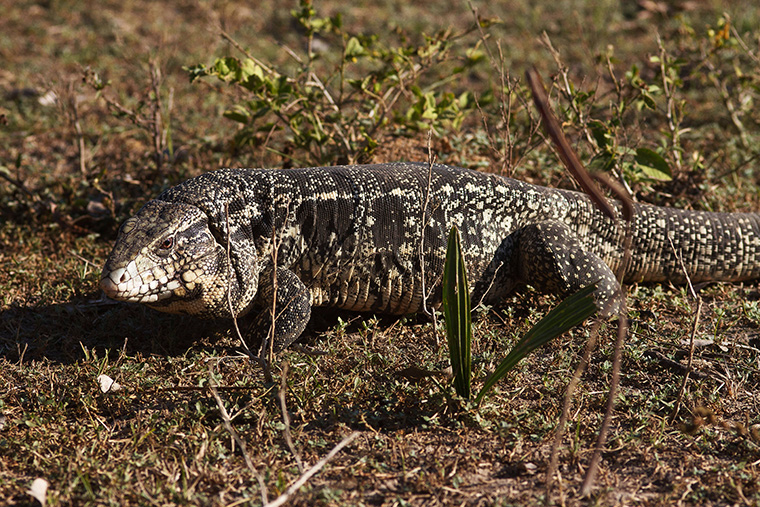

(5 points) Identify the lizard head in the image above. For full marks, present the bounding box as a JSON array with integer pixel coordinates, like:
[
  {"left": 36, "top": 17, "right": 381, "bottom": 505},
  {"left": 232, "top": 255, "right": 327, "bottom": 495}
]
[{"left": 101, "top": 200, "right": 258, "bottom": 317}]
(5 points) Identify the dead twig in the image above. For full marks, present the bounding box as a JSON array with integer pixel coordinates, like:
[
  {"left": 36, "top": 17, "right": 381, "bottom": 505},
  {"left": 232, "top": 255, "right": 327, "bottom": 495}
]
[
  {"left": 207, "top": 364, "right": 269, "bottom": 505},
  {"left": 0, "top": 170, "right": 37, "bottom": 201},
  {"left": 656, "top": 34, "right": 685, "bottom": 170},
  {"left": 68, "top": 85, "right": 87, "bottom": 176},
  {"left": 149, "top": 60, "right": 164, "bottom": 171},
  {"left": 580, "top": 306, "right": 628, "bottom": 497},
  {"left": 265, "top": 196, "right": 291, "bottom": 362},
  {"left": 526, "top": 67, "right": 635, "bottom": 500},
  {"left": 83, "top": 62, "right": 169, "bottom": 170},
  {"left": 420, "top": 130, "right": 435, "bottom": 314},
  {"left": 420, "top": 130, "right": 440, "bottom": 346},
  {"left": 667, "top": 235, "right": 703, "bottom": 424},
  {"left": 264, "top": 432, "right": 360, "bottom": 507},
  {"left": 225, "top": 202, "right": 273, "bottom": 382},
  {"left": 278, "top": 361, "right": 304, "bottom": 473},
  {"left": 220, "top": 30, "right": 277, "bottom": 76},
  {"left": 546, "top": 320, "right": 600, "bottom": 498},
  {"left": 643, "top": 350, "right": 709, "bottom": 380},
  {"left": 468, "top": 2, "right": 541, "bottom": 175},
  {"left": 525, "top": 68, "right": 616, "bottom": 221}
]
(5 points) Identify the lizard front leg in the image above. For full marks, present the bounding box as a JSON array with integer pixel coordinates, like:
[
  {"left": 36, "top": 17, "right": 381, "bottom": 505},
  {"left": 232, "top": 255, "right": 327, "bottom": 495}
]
[{"left": 248, "top": 267, "right": 312, "bottom": 352}]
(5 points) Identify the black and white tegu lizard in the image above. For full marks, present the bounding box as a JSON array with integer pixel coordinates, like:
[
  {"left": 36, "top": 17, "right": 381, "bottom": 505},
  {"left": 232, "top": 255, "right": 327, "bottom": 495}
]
[{"left": 100, "top": 162, "right": 760, "bottom": 350}]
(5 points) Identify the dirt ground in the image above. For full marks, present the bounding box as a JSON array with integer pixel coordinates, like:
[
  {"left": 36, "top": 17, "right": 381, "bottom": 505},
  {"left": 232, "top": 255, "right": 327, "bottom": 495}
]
[{"left": 1, "top": 1, "right": 759, "bottom": 505}]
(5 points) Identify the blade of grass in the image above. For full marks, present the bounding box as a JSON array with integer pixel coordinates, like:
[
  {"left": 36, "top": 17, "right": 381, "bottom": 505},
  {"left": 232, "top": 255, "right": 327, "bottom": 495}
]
[
  {"left": 442, "top": 225, "right": 472, "bottom": 399},
  {"left": 475, "top": 283, "right": 597, "bottom": 405}
]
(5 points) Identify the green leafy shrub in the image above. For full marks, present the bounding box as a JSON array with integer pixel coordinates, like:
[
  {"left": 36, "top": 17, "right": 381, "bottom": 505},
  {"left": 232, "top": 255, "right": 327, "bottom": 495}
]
[{"left": 186, "top": 1, "right": 481, "bottom": 165}]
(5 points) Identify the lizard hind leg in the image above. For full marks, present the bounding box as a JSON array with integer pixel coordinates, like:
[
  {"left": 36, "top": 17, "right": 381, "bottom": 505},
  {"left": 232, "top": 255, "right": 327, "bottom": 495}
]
[{"left": 477, "top": 221, "right": 623, "bottom": 316}]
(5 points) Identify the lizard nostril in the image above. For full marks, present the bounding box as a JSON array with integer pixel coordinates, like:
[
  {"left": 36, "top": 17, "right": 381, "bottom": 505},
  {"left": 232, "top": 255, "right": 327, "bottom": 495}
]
[{"left": 119, "top": 271, "right": 128, "bottom": 283}]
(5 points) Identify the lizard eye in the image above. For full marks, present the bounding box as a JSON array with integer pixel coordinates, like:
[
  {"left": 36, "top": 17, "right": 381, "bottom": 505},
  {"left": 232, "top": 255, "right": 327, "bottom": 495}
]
[{"left": 159, "top": 237, "right": 174, "bottom": 250}]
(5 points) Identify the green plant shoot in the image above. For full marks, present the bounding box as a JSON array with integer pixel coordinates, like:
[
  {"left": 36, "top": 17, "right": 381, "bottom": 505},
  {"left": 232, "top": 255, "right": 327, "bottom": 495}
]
[
  {"left": 442, "top": 225, "right": 472, "bottom": 399},
  {"left": 475, "top": 284, "right": 598, "bottom": 404}
]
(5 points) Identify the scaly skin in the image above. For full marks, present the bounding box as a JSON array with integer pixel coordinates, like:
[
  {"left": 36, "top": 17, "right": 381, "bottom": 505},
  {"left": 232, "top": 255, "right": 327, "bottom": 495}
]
[{"left": 101, "top": 162, "right": 760, "bottom": 350}]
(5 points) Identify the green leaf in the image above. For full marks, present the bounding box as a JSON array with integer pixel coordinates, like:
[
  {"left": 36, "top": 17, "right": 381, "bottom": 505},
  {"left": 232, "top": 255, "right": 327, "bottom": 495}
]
[
  {"left": 634, "top": 147, "right": 672, "bottom": 181},
  {"left": 223, "top": 105, "right": 251, "bottom": 124},
  {"left": 240, "top": 59, "right": 264, "bottom": 81},
  {"left": 475, "top": 284, "right": 598, "bottom": 405},
  {"left": 477, "top": 17, "right": 502, "bottom": 29},
  {"left": 184, "top": 64, "right": 209, "bottom": 82},
  {"left": 587, "top": 151, "right": 616, "bottom": 173},
  {"left": 465, "top": 48, "right": 486, "bottom": 64},
  {"left": 212, "top": 57, "right": 237, "bottom": 80},
  {"left": 442, "top": 226, "right": 472, "bottom": 400},
  {"left": 345, "top": 37, "right": 367, "bottom": 60},
  {"left": 588, "top": 120, "right": 612, "bottom": 150},
  {"left": 638, "top": 90, "right": 657, "bottom": 110}
]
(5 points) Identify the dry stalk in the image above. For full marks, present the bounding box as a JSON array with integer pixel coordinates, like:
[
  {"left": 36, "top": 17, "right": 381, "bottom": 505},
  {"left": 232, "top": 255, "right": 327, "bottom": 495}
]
[
  {"left": 265, "top": 196, "right": 291, "bottom": 363},
  {"left": 225, "top": 202, "right": 272, "bottom": 382},
  {"left": 420, "top": 130, "right": 435, "bottom": 315},
  {"left": 525, "top": 69, "right": 616, "bottom": 221},
  {"left": 468, "top": 1, "right": 541, "bottom": 175},
  {"left": 278, "top": 361, "right": 304, "bottom": 473},
  {"left": 207, "top": 363, "right": 269, "bottom": 505},
  {"left": 68, "top": 84, "right": 87, "bottom": 176},
  {"left": 581, "top": 153, "right": 634, "bottom": 500},
  {"left": 545, "top": 321, "right": 600, "bottom": 496},
  {"left": 264, "top": 432, "right": 360, "bottom": 507},
  {"left": 666, "top": 235, "right": 703, "bottom": 424},
  {"left": 580, "top": 308, "right": 628, "bottom": 496},
  {"left": 420, "top": 130, "right": 440, "bottom": 346},
  {"left": 539, "top": 32, "right": 597, "bottom": 148},
  {"left": 149, "top": 59, "right": 164, "bottom": 172},
  {"left": 84, "top": 63, "right": 169, "bottom": 170},
  {"left": 580, "top": 141, "right": 634, "bottom": 502},
  {"left": 267, "top": 203, "right": 279, "bottom": 363},
  {"left": 526, "top": 67, "right": 636, "bottom": 500},
  {"left": 655, "top": 35, "right": 684, "bottom": 171}
]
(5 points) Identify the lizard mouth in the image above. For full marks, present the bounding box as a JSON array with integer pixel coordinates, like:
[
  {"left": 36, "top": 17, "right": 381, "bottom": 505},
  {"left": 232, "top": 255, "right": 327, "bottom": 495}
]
[{"left": 100, "top": 260, "right": 183, "bottom": 304}]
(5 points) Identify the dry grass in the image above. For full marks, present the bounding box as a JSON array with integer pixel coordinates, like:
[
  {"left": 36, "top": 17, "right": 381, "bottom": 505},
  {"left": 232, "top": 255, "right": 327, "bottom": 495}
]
[{"left": 2, "top": 1, "right": 759, "bottom": 505}]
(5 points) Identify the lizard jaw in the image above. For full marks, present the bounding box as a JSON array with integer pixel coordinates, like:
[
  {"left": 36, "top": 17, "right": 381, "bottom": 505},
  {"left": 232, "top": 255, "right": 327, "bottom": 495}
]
[{"left": 101, "top": 260, "right": 183, "bottom": 304}]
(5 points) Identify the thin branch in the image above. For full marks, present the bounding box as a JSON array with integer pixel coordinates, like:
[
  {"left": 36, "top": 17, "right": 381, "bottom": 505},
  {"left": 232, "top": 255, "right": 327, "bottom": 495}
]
[
  {"left": 0, "top": 171, "right": 37, "bottom": 201},
  {"left": 546, "top": 322, "right": 600, "bottom": 499},
  {"left": 225, "top": 202, "right": 272, "bottom": 382},
  {"left": 265, "top": 196, "right": 291, "bottom": 362},
  {"left": 207, "top": 364, "right": 269, "bottom": 505},
  {"left": 667, "top": 235, "right": 703, "bottom": 424},
  {"left": 149, "top": 59, "right": 165, "bottom": 172},
  {"left": 581, "top": 308, "right": 628, "bottom": 496},
  {"left": 264, "top": 432, "right": 360, "bottom": 507},
  {"left": 656, "top": 34, "right": 684, "bottom": 171},
  {"left": 468, "top": 1, "right": 539, "bottom": 175},
  {"left": 419, "top": 131, "right": 444, "bottom": 347},
  {"left": 539, "top": 32, "right": 596, "bottom": 147},
  {"left": 527, "top": 67, "right": 635, "bottom": 500},
  {"left": 526, "top": 68, "right": 616, "bottom": 220},
  {"left": 68, "top": 85, "right": 87, "bottom": 176},
  {"left": 220, "top": 30, "right": 277, "bottom": 76},
  {"left": 420, "top": 129, "right": 436, "bottom": 319},
  {"left": 278, "top": 361, "right": 304, "bottom": 473}
]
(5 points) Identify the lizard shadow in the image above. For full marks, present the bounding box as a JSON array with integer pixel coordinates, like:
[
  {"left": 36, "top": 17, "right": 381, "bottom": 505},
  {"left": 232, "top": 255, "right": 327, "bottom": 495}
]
[
  {"left": 0, "top": 294, "right": 418, "bottom": 365},
  {"left": 0, "top": 294, "right": 236, "bottom": 365}
]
